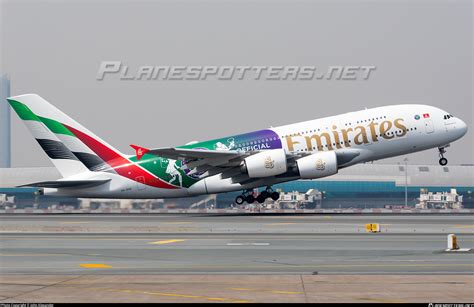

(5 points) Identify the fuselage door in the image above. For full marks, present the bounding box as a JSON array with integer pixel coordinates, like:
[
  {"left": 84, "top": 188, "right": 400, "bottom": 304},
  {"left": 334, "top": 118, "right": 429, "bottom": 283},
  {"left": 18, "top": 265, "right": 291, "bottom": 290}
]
[{"left": 424, "top": 119, "right": 434, "bottom": 134}]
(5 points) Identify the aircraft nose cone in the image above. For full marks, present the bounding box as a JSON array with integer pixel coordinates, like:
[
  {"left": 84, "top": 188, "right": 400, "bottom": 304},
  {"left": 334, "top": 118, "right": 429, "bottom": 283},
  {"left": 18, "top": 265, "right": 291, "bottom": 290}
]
[{"left": 458, "top": 118, "right": 468, "bottom": 136}]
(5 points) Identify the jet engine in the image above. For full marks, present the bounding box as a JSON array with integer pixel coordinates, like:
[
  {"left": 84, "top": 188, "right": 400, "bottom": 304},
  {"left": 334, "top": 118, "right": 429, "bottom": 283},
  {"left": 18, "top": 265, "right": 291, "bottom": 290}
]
[
  {"left": 242, "top": 149, "right": 287, "bottom": 178},
  {"left": 296, "top": 151, "right": 338, "bottom": 179}
]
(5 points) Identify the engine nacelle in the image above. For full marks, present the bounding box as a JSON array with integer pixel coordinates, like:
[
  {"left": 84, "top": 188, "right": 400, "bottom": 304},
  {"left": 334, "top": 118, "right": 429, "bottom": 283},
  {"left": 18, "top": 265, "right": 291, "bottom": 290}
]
[
  {"left": 296, "top": 151, "right": 338, "bottom": 179},
  {"left": 243, "top": 149, "right": 287, "bottom": 178}
]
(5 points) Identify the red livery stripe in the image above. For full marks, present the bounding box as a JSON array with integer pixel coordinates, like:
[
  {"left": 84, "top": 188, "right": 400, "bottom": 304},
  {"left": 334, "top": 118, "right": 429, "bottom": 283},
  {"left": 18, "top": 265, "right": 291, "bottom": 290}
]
[{"left": 64, "top": 124, "right": 178, "bottom": 190}]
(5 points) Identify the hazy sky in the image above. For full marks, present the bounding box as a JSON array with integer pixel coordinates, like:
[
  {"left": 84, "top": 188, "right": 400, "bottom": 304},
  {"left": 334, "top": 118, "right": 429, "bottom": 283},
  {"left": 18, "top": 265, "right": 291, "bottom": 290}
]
[{"left": 1, "top": 0, "right": 472, "bottom": 167}]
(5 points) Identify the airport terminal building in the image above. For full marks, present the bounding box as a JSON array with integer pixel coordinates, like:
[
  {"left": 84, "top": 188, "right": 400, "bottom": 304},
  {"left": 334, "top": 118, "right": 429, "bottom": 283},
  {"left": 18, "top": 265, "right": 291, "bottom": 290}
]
[{"left": 1, "top": 163, "right": 473, "bottom": 209}]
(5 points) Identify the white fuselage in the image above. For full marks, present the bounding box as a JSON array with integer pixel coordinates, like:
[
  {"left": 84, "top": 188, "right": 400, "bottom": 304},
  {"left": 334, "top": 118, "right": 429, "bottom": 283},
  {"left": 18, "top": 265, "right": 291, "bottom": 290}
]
[{"left": 45, "top": 104, "right": 468, "bottom": 198}]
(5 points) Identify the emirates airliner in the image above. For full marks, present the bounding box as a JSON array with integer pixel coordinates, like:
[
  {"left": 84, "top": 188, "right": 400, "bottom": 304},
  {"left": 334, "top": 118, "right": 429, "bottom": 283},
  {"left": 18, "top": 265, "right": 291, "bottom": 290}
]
[{"left": 8, "top": 94, "right": 467, "bottom": 204}]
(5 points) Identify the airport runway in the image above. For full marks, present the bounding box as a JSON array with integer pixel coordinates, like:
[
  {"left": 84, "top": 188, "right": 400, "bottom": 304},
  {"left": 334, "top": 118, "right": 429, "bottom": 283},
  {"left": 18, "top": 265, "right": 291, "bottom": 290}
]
[
  {"left": 1, "top": 213, "right": 474, "bottom": 234},
  {"left": 1, "top": 214, "right": 473, "bottom": 302},
  {"left": 1, "top": 232, "right": 473, "bottom": 275},
  {"left": 1, "top": 214, "right": 473, "bottom": 274}
]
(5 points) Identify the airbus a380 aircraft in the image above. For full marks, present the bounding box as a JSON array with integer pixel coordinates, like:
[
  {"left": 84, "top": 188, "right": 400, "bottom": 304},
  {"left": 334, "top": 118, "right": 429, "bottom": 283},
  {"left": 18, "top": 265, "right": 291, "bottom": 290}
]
[{"left": 8, "top": 94, "right": 467, "bottom": 204}]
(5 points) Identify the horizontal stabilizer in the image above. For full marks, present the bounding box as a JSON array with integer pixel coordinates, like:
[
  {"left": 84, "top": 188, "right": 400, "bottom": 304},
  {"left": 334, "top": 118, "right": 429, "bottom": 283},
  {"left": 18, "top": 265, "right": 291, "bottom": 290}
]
[{"left": 18, "top": 179, "right": 111, "bottom": 188}]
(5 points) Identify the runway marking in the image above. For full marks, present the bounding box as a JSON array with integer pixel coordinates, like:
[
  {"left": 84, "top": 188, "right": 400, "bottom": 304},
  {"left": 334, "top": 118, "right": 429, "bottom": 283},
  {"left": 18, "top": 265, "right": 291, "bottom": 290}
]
[
  {"left": 80, "top": 263, "right": 112, "bottom": 268},
  {"left": 265, "top": 223, "right": 297, "bottom": 226},
  {"left": 229, "top": 288, "right": 253, "bottom": 291},
  {"left": 454, "top": 225, "right": 474, "bottom": 229},
  {"left": 226, "top": 243, "right": 270, "bottom": 246},
  {"left": 148, "top": 239, "right": 187, "bottom": 245},
  {"left": 101, "top": 288, "right": 251, "bottom": 303}
]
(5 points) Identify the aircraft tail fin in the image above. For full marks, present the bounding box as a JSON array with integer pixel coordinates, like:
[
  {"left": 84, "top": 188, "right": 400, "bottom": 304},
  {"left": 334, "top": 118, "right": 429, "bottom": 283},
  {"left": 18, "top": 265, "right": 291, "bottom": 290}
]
[{"left": 8, "top": 94, "right": 125, "bottom": 177}]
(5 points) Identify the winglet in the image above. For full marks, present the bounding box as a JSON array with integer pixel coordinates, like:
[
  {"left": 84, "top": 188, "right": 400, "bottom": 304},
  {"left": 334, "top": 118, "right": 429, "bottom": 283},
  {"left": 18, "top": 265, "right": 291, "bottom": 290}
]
[{"left": 130, "top": 144, "right": 150, "bottom": 160}]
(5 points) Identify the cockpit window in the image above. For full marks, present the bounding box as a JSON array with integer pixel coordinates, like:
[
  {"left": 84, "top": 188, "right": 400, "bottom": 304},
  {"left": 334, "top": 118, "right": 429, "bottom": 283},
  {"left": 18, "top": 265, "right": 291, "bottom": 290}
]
[{"left": 444, "top": 114, "right": 454, "bottom": 120}]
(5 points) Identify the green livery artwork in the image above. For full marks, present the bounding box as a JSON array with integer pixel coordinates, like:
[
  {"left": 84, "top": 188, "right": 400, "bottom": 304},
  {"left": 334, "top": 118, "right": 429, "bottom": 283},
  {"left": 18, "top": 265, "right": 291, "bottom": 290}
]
[{"left": 130, "top": 129, "right": 283, "bottom": 188}]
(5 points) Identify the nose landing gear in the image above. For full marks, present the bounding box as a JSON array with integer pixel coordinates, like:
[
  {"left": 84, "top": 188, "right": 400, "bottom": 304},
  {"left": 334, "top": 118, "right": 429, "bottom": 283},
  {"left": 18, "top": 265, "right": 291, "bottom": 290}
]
[{"left": 438, "top": 146, "right": 448, "bottom": 166}]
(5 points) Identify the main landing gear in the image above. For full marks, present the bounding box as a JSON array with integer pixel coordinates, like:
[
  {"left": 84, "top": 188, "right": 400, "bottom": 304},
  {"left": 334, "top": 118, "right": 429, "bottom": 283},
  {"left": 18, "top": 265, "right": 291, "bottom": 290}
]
[
  {"left": 438, "top": 146, "right": 449, "bottom": 166},
  {"left": 235, "top": 187, "right": 280, "bottom": 204},
  {"left": 235, "top": 189, "right": 254, "bottom": 205}
]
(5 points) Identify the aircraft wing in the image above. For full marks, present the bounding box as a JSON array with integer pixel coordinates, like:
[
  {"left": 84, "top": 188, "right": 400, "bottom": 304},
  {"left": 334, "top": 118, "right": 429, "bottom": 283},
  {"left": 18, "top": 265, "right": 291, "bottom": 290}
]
[
  {"left": 142, "top": 146, "right": 301, "bottom": 182},
  {"left": 147, "top": 147, "right": 361, "bottom": 167},
  {"left": 147, "top": 147, "right": 257, "bottom": 179},
  {"left": 135, "top": 145, "right": 361, "bottom": 182}
]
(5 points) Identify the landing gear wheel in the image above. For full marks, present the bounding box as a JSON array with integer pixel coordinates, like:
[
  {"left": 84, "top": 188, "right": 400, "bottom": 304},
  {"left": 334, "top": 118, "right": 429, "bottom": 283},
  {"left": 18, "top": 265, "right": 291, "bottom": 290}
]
[
  {"left": 271, "top": 192, "right": 280, "bottom": 201},
  {"left": 439, "top": 157, "right": 448, "bottom": 166},
  {"left": 256, "top": 194, "right": 266, "bottom": 203},
  {"left": 235, "top": 195, "right": 245, "bottom": 205},
  {"left": 438, "top": 146, "right": 449, "bottom": 166},
  {"left": 260, "top": 191, "right": 269, "bottom": 199},
  {"left": 245, "top": 195, "right": 255, "bottom": 204}
]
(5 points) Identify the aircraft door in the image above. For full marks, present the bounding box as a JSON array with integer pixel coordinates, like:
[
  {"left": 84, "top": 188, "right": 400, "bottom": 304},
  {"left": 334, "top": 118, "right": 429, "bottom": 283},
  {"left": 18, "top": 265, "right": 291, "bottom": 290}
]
[{"left": 424, "top": 119, "right": 434, "bottom": 134}]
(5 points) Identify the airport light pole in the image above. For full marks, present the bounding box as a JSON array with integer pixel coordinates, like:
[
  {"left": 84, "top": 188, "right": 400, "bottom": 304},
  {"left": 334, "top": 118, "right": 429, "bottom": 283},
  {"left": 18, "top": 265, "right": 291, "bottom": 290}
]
[{"left": 404, "top": 157, "right": 408, "bottom": 207}]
